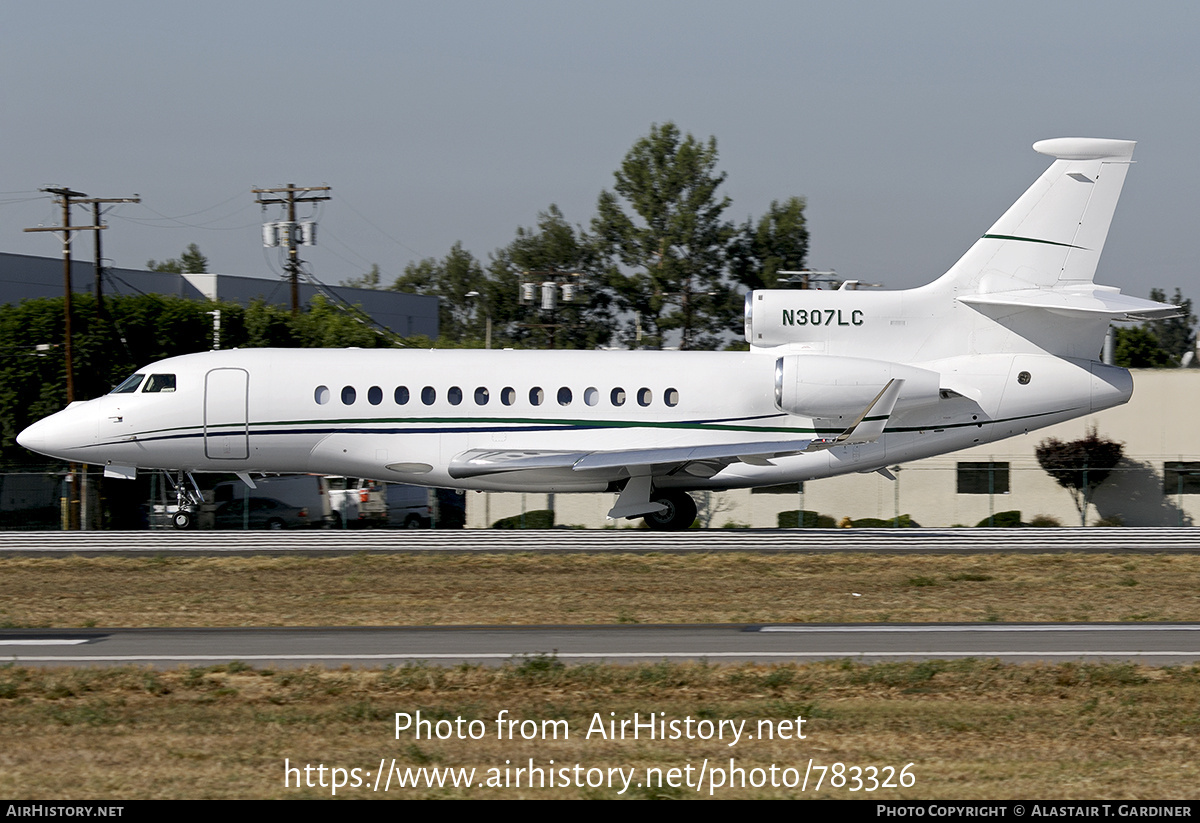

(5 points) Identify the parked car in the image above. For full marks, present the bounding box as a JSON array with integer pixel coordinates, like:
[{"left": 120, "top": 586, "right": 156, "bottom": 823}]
[
  {"left": 211, "top": 496, "right": 312, "bottom": 530},
  {"left": 206, "top": 475, "right": 333, "bottom": 529}
]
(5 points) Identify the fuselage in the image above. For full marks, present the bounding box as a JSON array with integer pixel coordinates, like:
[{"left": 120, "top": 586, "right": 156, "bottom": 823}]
[{"left": 16, "top": 346, "right": 1133, "bottom": 493}]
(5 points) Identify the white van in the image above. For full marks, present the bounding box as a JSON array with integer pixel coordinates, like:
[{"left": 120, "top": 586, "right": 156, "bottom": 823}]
[{"left": 325, "top": 478, "right": 464, "bottom": 529}]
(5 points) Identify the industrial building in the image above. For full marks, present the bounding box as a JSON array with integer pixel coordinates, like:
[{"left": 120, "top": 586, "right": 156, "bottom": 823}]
[{"left": 0, "top": 252, "right": 438, "bottom": 339}]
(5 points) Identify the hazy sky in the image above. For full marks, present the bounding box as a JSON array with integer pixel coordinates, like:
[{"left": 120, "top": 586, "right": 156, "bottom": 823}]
[{"left": 2, "top": 1, "right": 1197, "bottom": 300}]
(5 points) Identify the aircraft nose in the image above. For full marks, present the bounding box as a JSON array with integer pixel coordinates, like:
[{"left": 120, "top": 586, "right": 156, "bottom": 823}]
[
  {"left": 16, "top": 406, "right": 92, "bottom": 459},
  {"left": 16, "top": 419, "right": 46, "bottom": 453}
]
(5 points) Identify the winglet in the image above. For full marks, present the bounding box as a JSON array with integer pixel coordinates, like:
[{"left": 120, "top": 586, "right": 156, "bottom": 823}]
[{"left": 807, "top": 379, "right": 904, "bottom": 451}]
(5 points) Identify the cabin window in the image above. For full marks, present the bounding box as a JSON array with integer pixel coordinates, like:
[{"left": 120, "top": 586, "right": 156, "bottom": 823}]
[
  {"left": 111, "top": 374, "right": 145, "bottom": 394},
  {"left": 394, "top": 386, "right": 410, "bottom": 405},
  {"left": 956, "top": 462, "right": 1010, "bottom": 494},
  {"left": 448, "top": 386, "right": 463, "bottom": 406},
  {"left": 367, "top": 386, "right": 383, "bottom": 405},
  {"left": 143, "top": 374, "right": 176, "bottom": 393},
  {"left": 529, "top": 387, "right": 544, "bottom": 406},
  {"left": 611, "top": 388, "right": 626, "bottom": 407},
  {"left": 1164, "top": 462, "right": 1200, "bottom": 495},
  {"left": 474, "top": 387, "right": 490, "bottom": 405},
  {"left": 637, "top": 387, "right": 652, "bottom": 407},
  {"left": 664, "top": 388, "right": 679, "bottom": 407},
  {"left": 315, "top": 385, "right": 330, "bottom": 405},
  {"left": 501, "top": 387, "right": 516, "bottom": 406},
  {"left": 341, "top": 386, "right": 357, "bottom": 405},
  {"left": 584, "top": 387, "right": 599, "bottom": 406},
  {"left": 557, "top": 387, "right": 572, "bottom": 406},
  {"left": 422, "top": 386, "right": 436, "bottom": 405}
]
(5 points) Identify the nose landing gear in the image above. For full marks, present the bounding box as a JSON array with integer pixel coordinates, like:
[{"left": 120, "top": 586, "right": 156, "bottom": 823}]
[{"left": 163, "top": 470, "right": 205, "bottom": 530}]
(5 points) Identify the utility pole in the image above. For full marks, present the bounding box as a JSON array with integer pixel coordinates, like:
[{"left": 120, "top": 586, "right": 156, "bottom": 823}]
[
  {"left": 24, "top": 188, "right": 103, "bottom": 404},
  {"left": 81, "top": 196, "right": 140, "bottom": 319},
  {"left": 253, "top": 184, "right": 331, "bottom": 315},
  {"left": 24, "top": 188, "right": 105, "bottom": 531}
]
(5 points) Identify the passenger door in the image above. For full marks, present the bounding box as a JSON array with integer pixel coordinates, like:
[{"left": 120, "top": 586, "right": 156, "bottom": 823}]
[{"left": 204, "top": 368, "right": 249, "bottom": 459}]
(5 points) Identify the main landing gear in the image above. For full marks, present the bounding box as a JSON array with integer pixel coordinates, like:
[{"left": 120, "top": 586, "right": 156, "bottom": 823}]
[
  {"left": 608, "top": 476, "right": 699, "bottom": 531},
  {"left": 642, "top": 490, "right": 698, "bottom": 531}
]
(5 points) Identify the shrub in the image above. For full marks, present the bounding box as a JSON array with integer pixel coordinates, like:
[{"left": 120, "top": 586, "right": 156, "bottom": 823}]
[
  {"left": 976, "top": 510, "right": 1021, "bottom": 528},
  {"left": 850, "top": 515, "right": 919, "bottom": 528},
  {"left": 778, "top": 510, "right": 836, "bottom": 529},
  {"left": 492, "top": 509, "right": 555, "bottom": 529}
]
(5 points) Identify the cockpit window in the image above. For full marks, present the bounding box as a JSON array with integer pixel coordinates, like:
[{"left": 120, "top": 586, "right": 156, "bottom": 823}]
[
  {"left": 110, "top": 373, "right": 145, "bottom": 394},
  {"left": 143, "top": 374, "right": 176, "bottom": 393}
]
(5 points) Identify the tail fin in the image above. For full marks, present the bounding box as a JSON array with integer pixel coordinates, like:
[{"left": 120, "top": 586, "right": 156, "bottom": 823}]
[
  {"left": 943, "top": 138, "right": 1134, "bottom": 291},
  {"left": 940, "top": 138, "right": 1173, "bottom": 321}
]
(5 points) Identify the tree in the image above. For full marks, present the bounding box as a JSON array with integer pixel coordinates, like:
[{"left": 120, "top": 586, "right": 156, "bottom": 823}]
[
  {"left": 728, "top": 197, "right": 810, "bottom": 291},
  {"left": 1034, "top": 425, "right": 1124, "bottom": 526},
  {"left": 1147, "top": 287, "right": 1196, "bottom": 363},
  {"left": 390, "top": 242, "right": 487, "bottom": 343},
  {"left": 147, "top": 243, "right": 208, "bottom": 274},
  {"left": 340, "top": 264, "right": 382, "bottom": 290},
  {"left": 593, "top": 123, "right": 736, "bottom": 350},
  {"left": 1113, "top": 325, "right": 1174, "bottom": 368}
]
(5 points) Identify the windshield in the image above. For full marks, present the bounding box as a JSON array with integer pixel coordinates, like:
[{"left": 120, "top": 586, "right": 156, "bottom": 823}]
[{"left": 110, "top": 373, "right": 145, "bottom": 394}]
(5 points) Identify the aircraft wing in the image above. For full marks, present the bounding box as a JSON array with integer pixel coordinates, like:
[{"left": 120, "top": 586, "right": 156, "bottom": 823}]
[
  {"left": 449, "top": 379, "right": 907, "bottom": 482},
  {"left": 447, "top": 439, "right": 814, "bottom": 481}
]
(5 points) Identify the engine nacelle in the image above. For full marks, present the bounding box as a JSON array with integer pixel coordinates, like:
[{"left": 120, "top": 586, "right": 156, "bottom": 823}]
[{"left": 774, "top": 354, "right": 941, "bottom": 418}]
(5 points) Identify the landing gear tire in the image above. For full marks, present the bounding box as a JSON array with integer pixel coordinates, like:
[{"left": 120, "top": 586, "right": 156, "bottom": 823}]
[
  {"left": 172, "top": 511, "right": 193, "bottom": 531},
  {"left": 643, "top": 491, "right": 698, "bottom": 531}
]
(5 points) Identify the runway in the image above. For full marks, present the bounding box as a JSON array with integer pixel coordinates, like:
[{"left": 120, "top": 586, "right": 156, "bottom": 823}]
[
  {"left": 4, "top": 527, "right": 1200, "bottom": 555},
  {"left": 5, "top": 623, "right": 1200, "bottom": 668},
  {"left": 7, "top": 531, "right": 1198, "bottom": 669}
]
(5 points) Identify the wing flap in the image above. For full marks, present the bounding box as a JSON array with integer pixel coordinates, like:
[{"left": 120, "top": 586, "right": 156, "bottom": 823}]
[
  {"left": 448, "top": 450, "right": 589, "bottom": 479},
  {"left": 571, "top": 440, "right": 813, "bottom": 472},
  {"left": 448, "top": 439, "right": 815, "bottom": 480}
]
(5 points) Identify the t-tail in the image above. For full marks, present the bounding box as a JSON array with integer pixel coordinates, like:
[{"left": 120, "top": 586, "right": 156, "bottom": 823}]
[{"left": 746, "top": 137, "right": 1177, "bottom": 363}]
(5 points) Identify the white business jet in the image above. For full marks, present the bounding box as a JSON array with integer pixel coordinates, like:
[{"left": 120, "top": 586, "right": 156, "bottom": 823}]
[{"left": 17, "top": 138, "right": 1176, "bottom": 530}]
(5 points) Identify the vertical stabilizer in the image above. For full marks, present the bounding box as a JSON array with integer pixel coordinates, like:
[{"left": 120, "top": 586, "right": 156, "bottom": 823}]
[{"left": 938, "top": 138, "right": 1135, "bottom": 295}]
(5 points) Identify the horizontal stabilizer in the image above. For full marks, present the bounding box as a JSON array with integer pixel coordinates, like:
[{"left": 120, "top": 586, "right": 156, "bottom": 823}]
[{"left": 960, "top": 287, "right": 1181, "bottom": 320}]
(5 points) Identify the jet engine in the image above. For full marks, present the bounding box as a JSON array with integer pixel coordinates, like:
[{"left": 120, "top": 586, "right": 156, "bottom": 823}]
[{"left": 774, "top": 355, "right": 940, "bottom": 418}]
